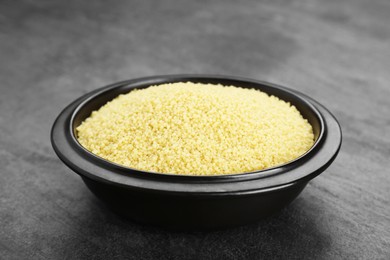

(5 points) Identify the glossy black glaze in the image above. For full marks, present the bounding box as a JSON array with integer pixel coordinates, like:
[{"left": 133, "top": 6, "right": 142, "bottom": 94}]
[
  {"left": 82, "top": 177, "right": 308, "bottom": 229},
  {"left": 51, "top": 75, "right": 342, "bottom": 228}
]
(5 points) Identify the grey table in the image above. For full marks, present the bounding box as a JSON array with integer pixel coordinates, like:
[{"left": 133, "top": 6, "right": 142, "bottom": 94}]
[{"left": 1, "top": 0, "right": 389, "bottom": 259}]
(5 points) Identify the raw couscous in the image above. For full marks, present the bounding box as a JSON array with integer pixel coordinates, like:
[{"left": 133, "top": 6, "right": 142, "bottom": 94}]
[{"left": 76, "top": 82, "right": 314, "bottom": 175}]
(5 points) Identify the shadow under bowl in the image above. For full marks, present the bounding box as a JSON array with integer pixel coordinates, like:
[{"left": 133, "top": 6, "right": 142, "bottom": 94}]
[{"left": 51, "top": 75, "right": 342, "bottom": 229}]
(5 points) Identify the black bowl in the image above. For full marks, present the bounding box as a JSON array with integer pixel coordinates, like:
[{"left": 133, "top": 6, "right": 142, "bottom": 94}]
[{"left": 51, "top": 75, "right": 342, "bottom": 229}]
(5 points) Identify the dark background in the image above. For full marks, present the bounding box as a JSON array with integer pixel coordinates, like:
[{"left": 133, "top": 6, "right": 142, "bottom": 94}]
[{"left": 1, "top": 0, "right": 389, "bottom": 259}]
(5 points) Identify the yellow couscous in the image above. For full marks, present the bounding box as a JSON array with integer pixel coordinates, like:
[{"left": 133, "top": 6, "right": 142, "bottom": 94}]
[{"left": 76, "top": 82, "right": 314, "bottom": 175}]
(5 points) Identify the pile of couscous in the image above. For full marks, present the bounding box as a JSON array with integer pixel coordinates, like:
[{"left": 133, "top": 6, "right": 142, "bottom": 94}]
[{"left": 76, "top": 82, "right": 314, "bottom": 175}]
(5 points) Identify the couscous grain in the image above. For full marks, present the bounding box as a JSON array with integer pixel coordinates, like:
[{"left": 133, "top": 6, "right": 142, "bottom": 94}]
[{"left": 76, "top": 82, "right": 314, "bottom": 175}]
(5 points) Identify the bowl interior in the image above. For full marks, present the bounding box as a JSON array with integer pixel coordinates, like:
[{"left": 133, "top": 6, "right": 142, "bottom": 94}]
[{"left": 70, "top": 76, "right": 323, "bottom": 178}]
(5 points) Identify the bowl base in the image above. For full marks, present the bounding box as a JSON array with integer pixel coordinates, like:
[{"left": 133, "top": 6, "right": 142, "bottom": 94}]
[{"left": 82, "top": 177, "right": 307, "bottom": 229}]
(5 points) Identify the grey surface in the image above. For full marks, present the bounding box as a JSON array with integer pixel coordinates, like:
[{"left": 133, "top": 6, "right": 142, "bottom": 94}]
[{"left": 1, "top": 0, "right": 389, "bottom": 259}]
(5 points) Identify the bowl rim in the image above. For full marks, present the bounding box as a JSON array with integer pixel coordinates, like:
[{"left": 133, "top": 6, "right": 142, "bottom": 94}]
[
  {"left": 51, "top": 74, "right": 342, "bottom": 194},
  {"left": 69, "top": 75, "right": 325, "bottom": 181}
]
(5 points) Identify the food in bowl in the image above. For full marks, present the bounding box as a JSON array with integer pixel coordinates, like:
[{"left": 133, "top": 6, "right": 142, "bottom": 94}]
[{"left": 76, "top": 82, "right": 314, "bottom": 175}]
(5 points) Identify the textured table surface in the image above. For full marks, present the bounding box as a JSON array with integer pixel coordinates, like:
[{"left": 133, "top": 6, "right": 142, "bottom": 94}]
[{"left": 1, "top": 0, "right": 389, "bottom": 259}]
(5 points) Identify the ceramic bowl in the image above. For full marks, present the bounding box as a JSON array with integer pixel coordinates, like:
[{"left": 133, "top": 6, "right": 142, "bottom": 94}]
[{"left": 51, "top": 75, "right": 342, "bottom": 229}]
